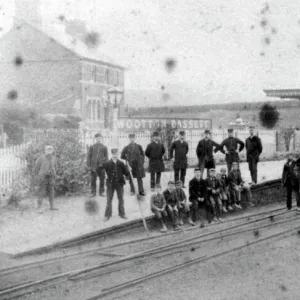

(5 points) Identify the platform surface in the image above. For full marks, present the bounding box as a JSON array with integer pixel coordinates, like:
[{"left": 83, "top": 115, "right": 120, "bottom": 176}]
[{"left": 0, "top": 160, "right": 285, "bottom": 255}]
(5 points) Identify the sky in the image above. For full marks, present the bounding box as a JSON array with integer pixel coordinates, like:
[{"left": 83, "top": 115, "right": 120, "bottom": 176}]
[{"left": 0, "top": 0, "right": 300, "bottom": 105}]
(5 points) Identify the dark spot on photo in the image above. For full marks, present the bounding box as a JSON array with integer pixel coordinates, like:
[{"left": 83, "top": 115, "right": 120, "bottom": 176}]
[
  {"left": 280, "top": 284, "right": 287, "bottom": 292},
  {"left": 161, "top": 85, "right": 165, "bottom": 90},
  {"left": 7, "top": 90, "right": 18, "bottom": 100},
  {"left": 260, "top": 19, "right": 268, "bottom": 28},
  {"left": 260, "top": 3, "right": 269, "bottom": 14},
  {"left": 190, "top": 247, "right": 195, "bottom": 252},
  {"left": 264, "top": 36, "right": 271, "bottom": 45},
  {"left": 143, "top": 31, "right": 148, "bottom": 35},
  {"left": 269, "top": 215, "right": 274, "bottom": 222},
  {"left": 16, "top": 25, "right": 22, "bottom": 30},
  {"left": 164, "top": 58, "right": 177, "bottom": 73},
  {"left": 271, "top": 27, "right": 277, "bottom": 34},
  {"left": 58, "top": 14, "right": 65, "bottom": 22},
  {"left": 297, "top": 229, "right": 300, "bottom": 236},
  {"left": 14, "top": 56, "right": 23, "bottom": 66},
  {"left": 84, "top": 198, "right": 99, "bottom": 215},
  {"left": 0, "top": 27, "right": 2, "bottom": 31},
  {"left": 84, "top": 31, "right": 101, "bottom": 48},
  {"left": 250, "top": 25, "right": 255, "bottom": 30},
  {"left": 253, "top": 229, "right": 260, "bottom": 237}
]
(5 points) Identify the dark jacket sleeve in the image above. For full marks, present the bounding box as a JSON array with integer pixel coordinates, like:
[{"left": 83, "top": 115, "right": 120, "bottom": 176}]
[
  {"left": 121, "top": 146, "right": 128, "bottom": 160},
  {"left": 217, "top": 140, "right": 226, "bottom": 154},
  {"left": 169, "top": 142, "right": 175, "bottom": 159},
  {"left": 104, "top": 146, "right": 108, "bottom": 162},
  {"left": 237, "top": 138, "right": 245, "bottom": 152},
  {"left": 196, "top": 141, "right": 202, "bottom": 159},
  {"left": 122, "top": 161, "right": 130, "bottom": 177},
  {"left": 212, "top": 140, "right": 221, "bottom": 153},
  {"left": 186, "top": 142, "right": 189, "bottom": 155},
  {"left": 138, "top": 145, "right": 145, "bottom": 158},
  {"left": 162, "top": 144, "right": 166, "bottom": 156},
  {"left": 145, "top": 144, "right": 151, "bottom": 158}
]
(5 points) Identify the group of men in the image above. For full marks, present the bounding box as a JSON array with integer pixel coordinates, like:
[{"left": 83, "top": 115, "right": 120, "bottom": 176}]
[{"left": 84, "top": 126, "right": 262, "bottom": 221}]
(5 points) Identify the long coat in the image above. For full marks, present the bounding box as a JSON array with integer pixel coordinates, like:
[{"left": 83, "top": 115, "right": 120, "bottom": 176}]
[
  {"left": 87, "top": 143, "right": 108, "bottom": 172},
  {"left": 34, "top": 154, "right": 56, "bottom": 184},
  {"left": 121, "top": 143, "right": 145, "bottom": 179},
  {"left": 196, "top": 138, "right": 220, "bottom": 167},
  {"left": 245, "top": 136, "right": 263, "bottom": 163},
  {"left": 169, "top": 140, "right": 189, "bottom": 169},
  {"left": 145, "top": 141, "right": 165, "bottom": 173},
  {"left": 282, "top": 160, "right": 299, "bottom": 186},
  {"left": 219, "top": 137, "right": 245, "bottom": 163},
  {"left": 189, "top": 177, "right": 207, "bottom": 201},
  {"left": 104, "top": 159, "right": 129, "bottom": 186}
]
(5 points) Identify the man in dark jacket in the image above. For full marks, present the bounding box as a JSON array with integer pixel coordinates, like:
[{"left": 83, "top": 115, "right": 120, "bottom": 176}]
[
  {"left": 87, "top": 133, "right": 108, "bottom": 197},
  {"left": 121, "top": 133, "right": 146, "bottom": 196},
  {"left": 34, "top": 145, "right": 57, "bottom": 211},
  {"left": 219, "top": 128, "right": 245, "bottom": 173},
  {"left": 196, "top": 129, "right": 220, "bottom": 179},
  {"left": 145, "top": 132, "right": 166, "bottom": 191},
  {"left": 282, "top": 153, "right": 300, "bottom": 211},
  {"left": 170, "top": 131, "right": 189, "bottom": 187},
  {"left": 245, "top": 126, "right": 263, "bottom": 184},
  {"left": 103, "top": 149, "right": 130, "bottom": 221},
  {"left": 189, "top": 168, "right": 207, "bottom": 227}
]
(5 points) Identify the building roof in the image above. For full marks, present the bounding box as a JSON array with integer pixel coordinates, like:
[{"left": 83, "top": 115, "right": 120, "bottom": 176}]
[
  {"left": 3, "top": 19, "right": 125, "bottom": 69},
  {"left": 263, "top": 89, "right": 300, "bottom": 99}
]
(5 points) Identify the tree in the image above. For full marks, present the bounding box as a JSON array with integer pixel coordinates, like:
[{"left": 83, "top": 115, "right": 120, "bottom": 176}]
[
  {"left": 281, "top": 127, "right": 295, "bottom": 151},
  {"left": 259, "top": 103, "right": 279, "bottom": 129}
]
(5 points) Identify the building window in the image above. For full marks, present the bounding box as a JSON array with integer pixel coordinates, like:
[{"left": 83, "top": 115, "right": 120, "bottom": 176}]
[
  {"left": 92, "top": 100, "right": 96, "bottom": 120},
  {"left": 96, "top": 66, "right": 106, "bottom": 83},
  {"left": 97, "top": 100, "right": 101, "bottom": 120},
  {"left": 87, "top": 99, "right": 92, "bottom": 119},
  {"left": 105, "top": 69, "right": 109, "bottom": 84}
]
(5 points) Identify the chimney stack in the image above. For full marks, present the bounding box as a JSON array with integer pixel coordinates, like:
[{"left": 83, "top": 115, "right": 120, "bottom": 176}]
[{"left": 14, "top": 0, "right": 42, "bottom": 27}]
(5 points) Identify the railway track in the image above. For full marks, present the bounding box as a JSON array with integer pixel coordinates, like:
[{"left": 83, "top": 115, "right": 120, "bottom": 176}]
[{"left": 0, "top": 207, "right": 297, "bottom": 300}]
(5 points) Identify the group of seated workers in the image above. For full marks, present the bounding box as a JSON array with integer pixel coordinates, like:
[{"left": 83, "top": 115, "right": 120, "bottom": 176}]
[{"left": 150, "top": 162, "right": 253, "bottom": 232}]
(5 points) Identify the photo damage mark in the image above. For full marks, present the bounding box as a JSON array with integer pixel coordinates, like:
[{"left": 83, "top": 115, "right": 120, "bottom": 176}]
[
  {"left": 7, "top": 90, "right": 18, "bottom": 100},
  {"left": 164, "top": 58, "right": 177, "bottom": 73}
]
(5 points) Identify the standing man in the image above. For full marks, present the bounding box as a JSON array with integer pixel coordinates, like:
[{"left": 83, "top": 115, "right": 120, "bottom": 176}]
[
  {"left": 282, "top": 153, "right": 300, "bottom": 211},
  {"left": 219, "top": 128, "right": 244, "bottom": 173},
  {"left": 145, "top": 132, "right": 166, "bottom": 191},
  {"left": 196, "top": 129, "right": 220, "bottom": 179},
  {"left": 245, "top": 126, "right": 263, "bottom": 184},
  {"left": 104, "top": 149, "right": 130, "bottom": 221},
  {"left": 34, "top": 145, "right": 57, "bottom": 211},
  {"left": 170, "top": 131, "right": 189, "bottom": 187},
  {"left": 121, "top": 133, "right": 146, "bottom": 196},
  {"left": 87, "top": 133, "right": 108, "bottom": 197}
]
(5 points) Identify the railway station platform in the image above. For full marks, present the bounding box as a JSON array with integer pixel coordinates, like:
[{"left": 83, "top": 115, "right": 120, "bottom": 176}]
[{"left": 0, "top": 160, "right": 286, "bottom": 256}]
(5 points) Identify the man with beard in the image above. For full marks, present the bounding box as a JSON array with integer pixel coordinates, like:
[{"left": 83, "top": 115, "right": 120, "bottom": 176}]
[
  {"left": 34, "top": 145, "right": 57, "bottom": 212},
  {"left": 196, "top": 129, "right": 220, "bottom": 179},
  {"left": 87, "top": 133, "right": 108, "bottom": 197},
  {"left": 145, "top": 132, "right": 166, "bottom": 191},
  {"left": 121, "top": 133, "right": 146, "bottom": 196},
  {"left": 170, "top": 131, "right": 189, "bottom": 187}
]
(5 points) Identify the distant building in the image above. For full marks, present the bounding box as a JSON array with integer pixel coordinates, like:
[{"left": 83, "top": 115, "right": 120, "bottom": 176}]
[
  {"left": 0, "top": 0, "right": 125, "bottom": 130},
  {"left": 229, "top": 117, "right": 249, "bottom": 130},
  {"left": 264, "top": 89, "right": 300, "bottom": 100}
]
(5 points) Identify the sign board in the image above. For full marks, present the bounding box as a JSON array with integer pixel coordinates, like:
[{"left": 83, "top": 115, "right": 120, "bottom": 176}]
[{"left": 117, "top": 117, "right": 212, "bottom": 131}]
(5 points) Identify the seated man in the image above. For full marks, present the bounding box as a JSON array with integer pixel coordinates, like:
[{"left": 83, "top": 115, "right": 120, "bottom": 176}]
[
  {"left": 228, "top": 162, "right": 253, "bottom": 209},
  {"left": 217, "top": 168, "right": 231, "bottom": 212},
  {"left": 189, "top": 168, "right": 207, "bottom": 227},
  {"left": 150, "top": 184, "right": 168, "bottom": 232},
  {"left": 163, "top": 181, "right": 181, "bottom": 231},
  {"left": 206, "top": 168, "right": 223, "bottom": 222},
  {"left": 175, "top": 180, "right": 195, "bottom": 226}
]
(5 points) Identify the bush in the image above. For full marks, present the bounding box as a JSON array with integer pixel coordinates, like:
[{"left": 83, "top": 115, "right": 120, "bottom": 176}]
[{"left": 22, "top": 130, "right": 89, "bottom": 196}]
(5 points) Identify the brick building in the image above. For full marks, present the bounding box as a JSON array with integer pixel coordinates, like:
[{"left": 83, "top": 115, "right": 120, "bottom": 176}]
[{"left": 0, "top": 0, "right": 125, "bottom": 130}]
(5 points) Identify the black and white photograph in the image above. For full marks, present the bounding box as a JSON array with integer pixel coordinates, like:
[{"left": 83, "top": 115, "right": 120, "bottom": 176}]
[{"left": 0, "top": 0, "right": 300, "bottom": 299}]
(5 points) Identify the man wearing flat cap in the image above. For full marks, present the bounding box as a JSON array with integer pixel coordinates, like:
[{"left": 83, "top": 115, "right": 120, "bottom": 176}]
[
  {"left": 87, "top": 133, "right": 108, "bottom": 197},
  {"left": 145, "top": 131, "right": 166, "bottom": 191},
  {"left": 170, "top": 131, "right": 189, "bottom": 187},
  {"left": 196, "top": 129, "right": 221, "bottom": 179},
  {"left": 121, "top": 133, "right": 146, "bottom": 196},
  {"left": 219, "top": 128, "right": 245, "bottom": 173},
  {"left": 103, "top": 148, "right": 130, "bottom": 221},
  {"left": 245, "top": 125, "right": 263, "bottom": 184}
]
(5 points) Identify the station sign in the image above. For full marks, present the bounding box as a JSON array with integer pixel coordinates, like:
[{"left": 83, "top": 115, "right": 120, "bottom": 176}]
[{"left": 117, "top": 117, "right": 212, "bottom": 131}]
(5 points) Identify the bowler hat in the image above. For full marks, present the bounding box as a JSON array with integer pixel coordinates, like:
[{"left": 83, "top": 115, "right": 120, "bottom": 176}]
[
  {"left": 128, "top": 133, "right": 135, "bottom": 138},
  {"left": 175, "top": 180, "right": 182, "bottom": 186},
  {"left": 179, "top": 131, "right": 185, "bottom": 136},
  {"left": 168, "top": 180, "right": 175, "bottom": 185},
  {"left": 153, "top": 132, "right": 160, "bottom": 137},
  {"left": 111, "top": 148, "right": 118, "bottom": 154},
  {"left": 204, "top": 129, "right": 211, "bottom": 134},
  {"left": 95, "top": 133, "right": 102, "bottom": 138},
  {"left": 228, "top": 128, "right": 234, "bottom": 133}
]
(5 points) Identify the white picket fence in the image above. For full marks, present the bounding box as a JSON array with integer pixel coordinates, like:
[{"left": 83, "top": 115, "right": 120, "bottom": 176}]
[{"left": 0, "top": 129, "right": 279, "bottom": 194}]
